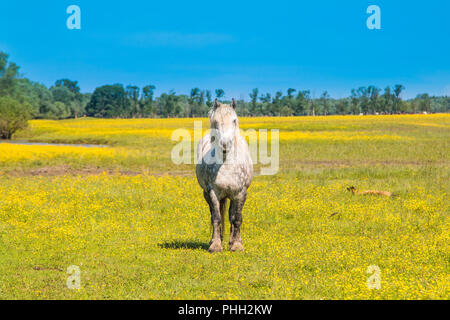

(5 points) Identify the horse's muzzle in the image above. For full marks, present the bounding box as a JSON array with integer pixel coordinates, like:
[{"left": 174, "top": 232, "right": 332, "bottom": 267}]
[{"left": 219, "top": 138, "right": 233, "bottom": 152}]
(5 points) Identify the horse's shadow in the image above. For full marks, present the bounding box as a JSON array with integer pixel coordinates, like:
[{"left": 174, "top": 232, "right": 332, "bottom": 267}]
[{"left": 159, "top": 240, "right": 209, "bottom": 251}]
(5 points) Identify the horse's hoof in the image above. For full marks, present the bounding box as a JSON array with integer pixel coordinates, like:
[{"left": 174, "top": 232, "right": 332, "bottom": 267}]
[
  {"left": 208, "top": 241, "right": 223, "bottom": 253},
  {"left": 230, "top": 242, "right": 244, "bottom": 252}
]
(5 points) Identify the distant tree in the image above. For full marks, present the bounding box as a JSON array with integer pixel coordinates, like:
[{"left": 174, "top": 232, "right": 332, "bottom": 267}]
[
  {"left": 319, "top": 91, "right": 330, "bottom": 115},
  {"left": 259, "top": 93, "right": 272, "bottom": 115},
  {"left": 280, "top": 105, "right": 293, "bottom": 116},
  {"left": 15, "top": 79, "right": 52, "bottom": 117},
  {"left": 0, "top": 53, "right": 33, "bottom": 138},
  {"left": 336, "top": 99, "right": 349, "bottom": 115},
  {"left": 287, "top": 88, "right": 296, "bottom": 98},
  {"left": 159, "top": 91, "right": 179, "bottom": 117},
  {"left": 259, "top": 93, "right": 271, "bottom": 103},
  {"left": 429, "top": 96, "right": 450, "bottom": 113},
  {"left": 294, "top": 90, "right": 309, "bottom": 115},
  {"left": 51, "top": 86, "right": 73, "bottom": 105},
  {"left": 55, "top": 79, "right": 80, "bottom": 93},
  {"left": 416, "top": 93, "right": 431, "bottom": 113},
  {"left": 215, "top": 89, "right": 225, "bottom": 100},
  {"left": 349, "top": 89, "right": 360, "bottom": 114},
  {"left": 174, "top": 94, "right": 190, "bottom": 117},
  {"left": 49, "top": 101, "right": 71, "bottom": 119},
  {"left": 0, "top": 52, "right": 20, "bottom": 96},
  {"left": 271, "top": 91, "right": 283, "bottom": 115},
  {"left": 237, "top": 100, "right": 250, "bottom": 116},
  {"left": 49, "top": 86, "right": 76, "bottom": 118},
  {"left": 53, "top": 78, "right": 84, "bottom": 117},
  {"left": 189, "top": 88, "right": 201, "bottom": 117},
  {"left": 249, "top": 88, "right": 259, "bottom": 116},
  {"left": 86, "top": 84, "right": 130, "bottom": 118},
  {"left": 368, "top": 86, "right": 381, "bottom": 114},
  {"left": 356, "top": 87, "right": 370, "bottom": 114},
  {"left": 282, "top": 88, "right": 296, "bottom": 115},
  {"left": 205, "top": 90, "right": 213, "bottom": 108},
  {"left": 393, "top": 84, "right": 405, "bottom": 113},
  {"left": 199, "top": 90, "right": 205, "bottom": 107},
  {"left": 126, "top": 85, "right": 140, "bottom": 117},
  {"left": 382, "top": 86, "right": 393, "bottom": 114},
  {"left": 311, "top": 100, "right": 319, "bottom": 116},
  {"left": 79, "top": 93, "right": 91, "bottom": 116},
  {"left": 142, "top": 85, "right": 156, "bottom": 101},
  {"left": 410, "top": 97, "right": 420, "bottom": 113},
  {"left": 142, "top": 85, "right": 156, "bottom": 115},
  {"left": 51, "top": 79, "right": 86, "bottom": 118}
]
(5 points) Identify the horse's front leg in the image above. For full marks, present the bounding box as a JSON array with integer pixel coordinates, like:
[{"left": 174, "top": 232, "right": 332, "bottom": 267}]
[
  {"left": 204, "top": 189, "right": 223, "bottom": 253},
  {"left": 229, "top": 190, "right": 246, "bottom": 251},
  {"left": 219, "top": 199, "right": 227, "bottom": 242}
]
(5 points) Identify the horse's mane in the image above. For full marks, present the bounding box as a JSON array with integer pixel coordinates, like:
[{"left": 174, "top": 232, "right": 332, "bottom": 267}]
[{"left": 208, "top": 103, "right": 236, "bottom": 122}]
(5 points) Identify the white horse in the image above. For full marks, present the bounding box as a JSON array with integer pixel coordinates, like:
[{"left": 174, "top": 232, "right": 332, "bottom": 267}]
[{"left": 196, "top": 99, "right": 253, "bottom": 252}]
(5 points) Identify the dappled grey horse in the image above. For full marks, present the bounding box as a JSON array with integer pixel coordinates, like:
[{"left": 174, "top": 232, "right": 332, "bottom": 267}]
[{"left": 196, "top": 99, "right": 253, "bottom": 253}]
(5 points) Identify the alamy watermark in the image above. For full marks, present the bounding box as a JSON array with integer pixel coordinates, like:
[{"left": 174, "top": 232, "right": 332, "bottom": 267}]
[
  {"left": 171, "top": 121, "right": 279, "bottom": 175},
  {"left": 366, "top": 265, "right": 381, "bottom": 290},
  {"left": 367, "top": 5, "right": 381, "bottom": 30},
  {"left": 66, "top": 5, "right": 81, "bottom": 30},
  {"left": 66, "top": 265, "right": 81, "bottom": 289}
]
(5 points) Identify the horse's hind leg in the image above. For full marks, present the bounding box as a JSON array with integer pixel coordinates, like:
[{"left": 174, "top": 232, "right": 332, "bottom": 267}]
[
  {"left": 204, "top": 189, "right": 223, "bottom": 253},
  {"left": 229, "top": 191, "right": 246, "bottom": 251}
]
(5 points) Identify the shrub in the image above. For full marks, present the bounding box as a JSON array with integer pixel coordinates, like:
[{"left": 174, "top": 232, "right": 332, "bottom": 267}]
[{"left": 0, "top": 96, "right": 31, "bottom": 139}]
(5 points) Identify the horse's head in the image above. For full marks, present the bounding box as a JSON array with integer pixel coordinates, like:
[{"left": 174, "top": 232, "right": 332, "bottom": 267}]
[{"left": 209, "top": 99, "right": 239, "bottom": 153}]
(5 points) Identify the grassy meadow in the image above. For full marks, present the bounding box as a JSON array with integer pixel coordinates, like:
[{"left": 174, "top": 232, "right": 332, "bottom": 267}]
[{"left": 0, "top": 114, "right": 449, "bottom": 299}]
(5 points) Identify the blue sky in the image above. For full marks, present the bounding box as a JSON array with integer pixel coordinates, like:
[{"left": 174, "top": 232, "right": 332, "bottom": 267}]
[{"left": 1, "top": 0, "right": 449, "bottom": 99}]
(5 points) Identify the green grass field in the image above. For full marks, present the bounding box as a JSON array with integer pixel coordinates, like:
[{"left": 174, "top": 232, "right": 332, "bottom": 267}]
[{"left": 0, "top": 114, "right": 448, "bottom": 299}]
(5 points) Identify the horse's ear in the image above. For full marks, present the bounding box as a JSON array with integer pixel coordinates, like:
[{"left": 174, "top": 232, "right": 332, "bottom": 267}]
[
  {"left": 213, "top": 99, "right": 219, "bottom": 110},
  {"left": 231, "top": 98, "right": 237, "bottom": 109}
]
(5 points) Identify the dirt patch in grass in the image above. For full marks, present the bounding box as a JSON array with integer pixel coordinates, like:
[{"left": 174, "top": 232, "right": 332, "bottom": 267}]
[
  {"left": 282, "top": 159, "right": 447, "bottom": 168},
  {"left": 0, "top": 165, "right": 194, "bottom": 177}
]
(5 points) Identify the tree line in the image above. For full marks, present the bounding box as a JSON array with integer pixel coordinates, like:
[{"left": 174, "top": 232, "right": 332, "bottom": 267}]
[{"left": 1, "top": 52, "right": 449, "bottom": 138}]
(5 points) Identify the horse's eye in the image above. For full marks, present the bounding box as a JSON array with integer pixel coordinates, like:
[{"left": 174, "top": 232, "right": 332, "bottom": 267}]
[{"left": 211, "top": 136, "right": 216, "bottom": 142}]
